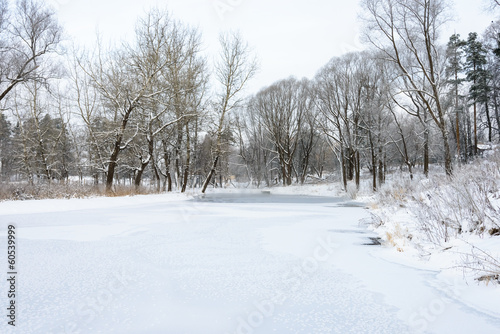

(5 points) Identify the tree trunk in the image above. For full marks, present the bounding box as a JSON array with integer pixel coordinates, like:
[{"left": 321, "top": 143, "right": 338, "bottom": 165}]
[
  {"left": 372, "top": 153, "right": 377, "bottom": 192},
  {"left": 474, "top": 102, "right": 478, "bottom": 155},
  {"left": 181, "top": 166, "right": 189, "bottom": 192},
  {"left": 355, "top": 150, "right": 360, "bottom": 190},
  {"left": 106, "top": 143, "right": 120, "bottom": 193},
  {"left": 152, "top": 162, "right": 161, "bottom": 192},
  {"left": 465, "top": 108, "right": 472, "bottom": 162},
  {"left": 340, "top": 146, "right": 347, "bottom": 191},
  {"left": 369, "top": 130, "right": 377, "bottom": 192},
  {"left": 423, "top": 110, "right": 429, "bottom": 178},
  {"left": 105, "top": 102, "right": 134, "bottom": 193},
  {"left": 167, "top": 171, "right": 172, "bottom": 192},
  {"left": 300, "top": 156, "right": 308, "bottom": 185},
  {"left": 494, "top": 89, "right": 500, "bottom": 139},
  {"left": 455, "top": 68, "right": 461, "bottom": 161},
  {"left": 175, "top": 129, "right": 183, "bottom": 187},
  {"left": 201, "top": 155, "right": 219, "bottom": 193},
  {"left": 485, "top": 102, "right": 492, "bottom": 142},
  {"left": 441, "top": 124, "right": 453, "bottom": 176},
  {"left": 134, "top": 167, "right": 145, "bottom": 190},
  {"left": 287, "top": 162, "right": 293, "bottom": 186},
  {"left": 181, "top": 123, "right": 191, "bottom": 193},
  {"left": 134, "top": 135, "right": 154, "bottom": 191},
  {"left": 378, "top": 147, "right": 384, "bottom": 186}
]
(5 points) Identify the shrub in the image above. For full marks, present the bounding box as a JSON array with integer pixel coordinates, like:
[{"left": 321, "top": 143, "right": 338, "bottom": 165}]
[{"left": 0, "top": 181, "right": 161, "bottom": 201}]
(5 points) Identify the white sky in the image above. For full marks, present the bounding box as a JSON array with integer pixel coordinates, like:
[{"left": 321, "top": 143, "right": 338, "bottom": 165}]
[{"left": 49, "top": 0, "right": 497, "bottom": 95}]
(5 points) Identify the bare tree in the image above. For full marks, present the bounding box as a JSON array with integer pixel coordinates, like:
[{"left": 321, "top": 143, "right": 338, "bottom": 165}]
[
  {"left": 315, "top": 53, "right": 369, "bottom": 190},
  {"left": 315, "top": 57, "right": 350, "bottom": 190},
  {"left": 0, "top": 0, "right": 61, "bottom": 102},
  {"left": 70, "top": 48, "right": 108, "bottom": 184},
  {"left": 233, "top": 98, "right": 276, "bottom": 187},
  {"left": 362, "top": 0, "right": 454, "bottom": 175},
  {"left": 159, "top": 27, "right": 207, "bottom": 192},
  {"left": 78, "top": 9, "right": 185, "bottom": 193},
  {"left": 360, "top": 56, "right": 393, "bottom": 191},
  {"left": 201, "top": 32, "right": 256, "bottom": 193},
  {"left": 296, "top": 94, "right": 320, "bottom": 185},
  {"left": 391, "top": 74, "right": 432, "bottom": 176},
  {"left": 486, "top": 0, "right": 500, "bottom": 10},
  {"left": 252, "top": 78, "right": 311, "bottom": 186}
]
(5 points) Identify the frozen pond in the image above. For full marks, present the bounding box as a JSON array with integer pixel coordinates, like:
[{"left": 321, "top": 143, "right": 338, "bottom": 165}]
[{"left": 0, "top": 192, "right": 499, "bottom": 333}]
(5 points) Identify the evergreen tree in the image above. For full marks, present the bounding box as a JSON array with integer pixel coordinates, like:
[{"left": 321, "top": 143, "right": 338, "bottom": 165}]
[
  {"left": 0, "top": 112, "right": 11, "bottom": 179},
  {"left": 465, "top": 32, "right": 492, "bottom": 146},
  {"left": 446, "top": 34, "right": 466, "bottom": 159},
  {"left": 489, "top": 31, "right": 500, "bottom": 139}
]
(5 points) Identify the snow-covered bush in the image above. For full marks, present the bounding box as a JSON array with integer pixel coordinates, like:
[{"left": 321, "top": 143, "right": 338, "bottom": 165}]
[
  {"left": 412, "top": 153, "right": 500, "bottom": 243},
  {"left": 372, "top": 149, "right": 500, "bottom": 281},
  {"left": 346, "top": 182, "right": 358, "bottom": 199},
  {"left": 461, "top": 244, "right": 500, "bottom": 285},
  {"left": 377, "top": 149, "right": 500, "bottom": 245},
  {"left": 377, "top": 171, "right": 420, "bottom": 206}
]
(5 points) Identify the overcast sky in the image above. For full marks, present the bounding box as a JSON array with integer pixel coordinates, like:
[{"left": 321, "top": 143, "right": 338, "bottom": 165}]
[{"left": 49, "top": 0, "right": 497, "bottom": 95}]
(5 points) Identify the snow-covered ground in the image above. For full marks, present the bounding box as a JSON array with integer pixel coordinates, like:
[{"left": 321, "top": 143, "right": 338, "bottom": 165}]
[{"left": 0, "top": 188, "right": 499, "bottom": 333}]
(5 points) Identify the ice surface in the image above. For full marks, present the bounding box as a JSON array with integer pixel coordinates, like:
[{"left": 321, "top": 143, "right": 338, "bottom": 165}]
[{"left": 0, "top": 191, "right": 498, "bottom": 333}]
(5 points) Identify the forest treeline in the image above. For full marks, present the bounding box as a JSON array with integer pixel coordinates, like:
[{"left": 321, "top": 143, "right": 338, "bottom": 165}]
[{"left": 0, "top": 0, "right": 499, "bottom": 196}]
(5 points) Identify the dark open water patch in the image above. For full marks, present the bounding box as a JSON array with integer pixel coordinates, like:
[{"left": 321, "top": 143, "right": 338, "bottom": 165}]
[
  {"left": 328, "top": 229, "right": 382, "bottom": 246},
  {"left": 363, "top": 237, "right": 383, "bottom": 246}
]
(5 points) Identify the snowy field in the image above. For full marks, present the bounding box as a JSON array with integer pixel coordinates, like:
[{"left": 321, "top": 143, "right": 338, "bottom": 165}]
[{"left": 1, "top": 189, "right": 500, "bottom": 333}]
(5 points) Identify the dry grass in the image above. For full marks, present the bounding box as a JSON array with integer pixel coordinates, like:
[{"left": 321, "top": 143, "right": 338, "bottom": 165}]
[
  {"left": 384, "top": 223, "right": 407, "bottom": 250},
  {"left": 385, "top": 231, "right": 396, "bottom": 247},
  {"left": 0, "top": 182, "right": 162, "bottom": 201}
]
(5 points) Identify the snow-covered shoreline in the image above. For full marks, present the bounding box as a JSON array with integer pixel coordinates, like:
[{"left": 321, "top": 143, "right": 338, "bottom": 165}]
[{"left": 0, "top": 192, "right": 193, "bottom": 216}]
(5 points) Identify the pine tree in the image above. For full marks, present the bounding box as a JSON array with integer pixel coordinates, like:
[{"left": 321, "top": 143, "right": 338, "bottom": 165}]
[
  {"left": 465, "top": 32, "right": 492, "bottom": 148},
  {"left": 490, "top": 32, "right": 500, "bottom": 139},
  {"left": 0, "top": 112, "right": 12, "bottom": 179},
  {"left": 446, "top": 34, "right": 466, "bottom": 160}
]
